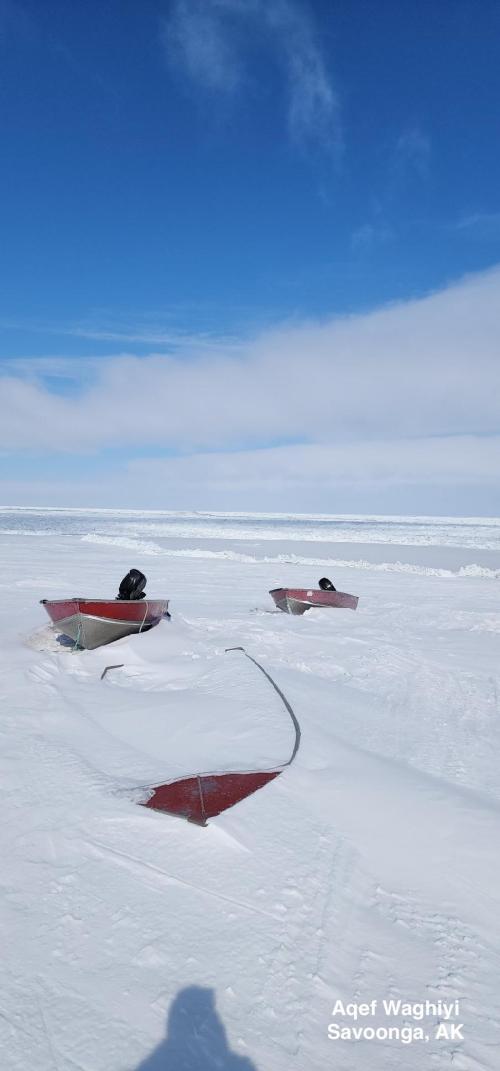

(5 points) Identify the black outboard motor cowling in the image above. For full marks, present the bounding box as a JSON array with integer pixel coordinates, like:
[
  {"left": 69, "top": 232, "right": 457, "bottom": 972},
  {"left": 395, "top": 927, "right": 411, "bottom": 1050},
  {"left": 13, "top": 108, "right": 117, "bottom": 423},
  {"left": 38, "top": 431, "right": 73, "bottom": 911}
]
[
  {"left": 319, "top": 576, "right": 336, "bottom": 591},
  {"left": 117, "top": 569, "right": 147, "bottom": 600}
]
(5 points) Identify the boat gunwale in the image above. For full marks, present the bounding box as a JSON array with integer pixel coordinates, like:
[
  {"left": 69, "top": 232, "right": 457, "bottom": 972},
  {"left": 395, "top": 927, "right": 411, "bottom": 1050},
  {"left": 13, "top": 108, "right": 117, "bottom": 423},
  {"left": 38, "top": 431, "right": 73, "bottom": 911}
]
[{"left": 40, "top": 597, "right": 168, "bottom": 606}]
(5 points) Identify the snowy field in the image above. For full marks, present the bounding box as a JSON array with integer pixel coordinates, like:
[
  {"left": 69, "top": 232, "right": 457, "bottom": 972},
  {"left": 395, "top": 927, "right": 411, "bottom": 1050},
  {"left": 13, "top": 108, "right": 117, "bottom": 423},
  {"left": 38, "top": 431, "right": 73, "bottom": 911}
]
[{"left": 1, "top": 507, "right": 499, "bottom": 1071}]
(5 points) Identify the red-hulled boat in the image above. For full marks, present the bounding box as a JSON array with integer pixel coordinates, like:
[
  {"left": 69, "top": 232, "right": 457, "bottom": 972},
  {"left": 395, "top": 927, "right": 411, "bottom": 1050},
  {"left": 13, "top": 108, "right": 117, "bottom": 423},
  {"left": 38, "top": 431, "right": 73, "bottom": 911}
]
[
  {"left": 41, "top": 597, "right": 169, "bottom": 649},
  {"left": 269, "top": 587, "right": 358, "bottom": 615}
]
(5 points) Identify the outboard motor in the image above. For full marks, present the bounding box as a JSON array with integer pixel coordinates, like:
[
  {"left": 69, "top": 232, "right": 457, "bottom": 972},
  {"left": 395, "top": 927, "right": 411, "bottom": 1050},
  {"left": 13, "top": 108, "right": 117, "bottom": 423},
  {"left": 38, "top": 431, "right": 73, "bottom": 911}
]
[
  {"left": 117, "top": 569, "right": 147, "bottom": 600},
  {"left": 319, "top": 577, "right": 336, "bottom": 591}
]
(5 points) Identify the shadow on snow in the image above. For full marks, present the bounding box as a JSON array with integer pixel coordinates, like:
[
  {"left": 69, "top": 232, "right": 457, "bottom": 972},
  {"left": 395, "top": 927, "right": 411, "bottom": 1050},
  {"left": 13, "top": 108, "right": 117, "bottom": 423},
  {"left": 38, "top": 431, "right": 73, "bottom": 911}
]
[{"left": 132, "top": 986, "right": 258, "bottom": 1070}]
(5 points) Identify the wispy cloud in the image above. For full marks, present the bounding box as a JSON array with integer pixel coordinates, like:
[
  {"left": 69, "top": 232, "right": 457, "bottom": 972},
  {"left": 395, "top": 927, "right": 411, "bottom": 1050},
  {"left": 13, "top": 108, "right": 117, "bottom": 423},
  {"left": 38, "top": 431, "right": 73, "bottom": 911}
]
[
  {"left": 265, "top": 0, "right": 339, "bottom": 150},
  {"left": 0, "top": 316, "right": 244, "bottom": 353},
  {"left": 351, "top": 222, "right": 394, "bottom": 253},
  {"left": 351, "top": 126, "right": 431, "bottom": 249},
  {"left": 395, "top": 126, "right": 431, "bottom": 180},
  {"left": 164, "top": 0, "right": 242, "bottom": 94},
  {"left": 0, "top": 356, "right": 96, "bottom": 380},
  {"left": 453, "top": 212, "right": 500, "bottom": 241},
  {"left": 63, "top": 325, "right": 243, "bottom": 351},
  {"left": 162, "top": 0, "right": 340, "bottom": 153}
]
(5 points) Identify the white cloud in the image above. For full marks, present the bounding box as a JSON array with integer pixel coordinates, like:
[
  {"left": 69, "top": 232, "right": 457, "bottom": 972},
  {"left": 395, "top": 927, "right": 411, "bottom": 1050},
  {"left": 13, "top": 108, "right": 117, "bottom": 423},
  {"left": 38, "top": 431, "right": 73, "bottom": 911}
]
[
  {"left": 2, "top": 265, "right": 499, "bottom": 451},
  {"left": 1, "top": 266, "right": 499, "bottom": 510},
  {"left": 128, "top": 436, "right": 500, "bottom": 492},
  {"left": 162, "top": 0, "right": 340, "bottom": 152}
]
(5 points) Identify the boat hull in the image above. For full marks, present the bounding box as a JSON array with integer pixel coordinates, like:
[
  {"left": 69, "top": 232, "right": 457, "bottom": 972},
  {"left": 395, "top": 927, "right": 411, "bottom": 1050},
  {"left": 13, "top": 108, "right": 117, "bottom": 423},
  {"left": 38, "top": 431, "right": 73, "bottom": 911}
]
[
  {"left": 40, "top": 598, "right": 169, "bottom": 649},
  {"left": 269, "top": 588, "right": 358, "bottom": 615}
]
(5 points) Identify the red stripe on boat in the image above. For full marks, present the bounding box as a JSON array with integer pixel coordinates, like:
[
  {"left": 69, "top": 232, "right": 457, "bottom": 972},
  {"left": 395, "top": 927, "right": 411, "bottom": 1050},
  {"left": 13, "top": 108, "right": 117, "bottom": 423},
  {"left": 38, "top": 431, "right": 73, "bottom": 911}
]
[{"left": 41, "top": 598, "right": 167, "bottom": 625}]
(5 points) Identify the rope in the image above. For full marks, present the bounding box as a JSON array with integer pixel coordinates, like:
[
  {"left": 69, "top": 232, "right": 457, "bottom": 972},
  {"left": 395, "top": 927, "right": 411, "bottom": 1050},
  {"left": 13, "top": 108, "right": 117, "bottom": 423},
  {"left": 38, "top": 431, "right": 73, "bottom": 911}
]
[
  {"left": 71, "top": 618, "right": 82, "bottom": 653},
  {"left": 138, "top": 600, "right": 149, "bottom": 634},
  {"left": 224, "top": 646, "right": 301, "bottom": 767}
]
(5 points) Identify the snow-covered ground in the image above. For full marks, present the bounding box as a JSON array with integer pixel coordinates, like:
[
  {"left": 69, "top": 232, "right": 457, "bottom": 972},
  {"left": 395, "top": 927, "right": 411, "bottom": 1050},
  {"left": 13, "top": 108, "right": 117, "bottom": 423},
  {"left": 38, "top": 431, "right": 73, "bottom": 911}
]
[{"left": 1, "top": 508, "right": 499, "bottom": 1070}]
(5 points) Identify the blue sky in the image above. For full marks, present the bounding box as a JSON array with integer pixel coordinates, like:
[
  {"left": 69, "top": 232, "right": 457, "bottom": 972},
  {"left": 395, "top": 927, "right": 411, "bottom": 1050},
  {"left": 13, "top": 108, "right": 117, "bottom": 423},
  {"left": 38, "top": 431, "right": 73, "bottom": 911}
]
[{"left": 1, "top": 0, "right": 499, "bottom": 512}]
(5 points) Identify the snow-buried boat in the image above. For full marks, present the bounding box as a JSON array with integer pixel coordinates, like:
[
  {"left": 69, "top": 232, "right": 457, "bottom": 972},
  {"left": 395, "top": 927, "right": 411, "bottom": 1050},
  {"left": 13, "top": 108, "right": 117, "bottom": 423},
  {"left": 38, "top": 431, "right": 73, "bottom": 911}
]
[
  {"left": 140, "top": 646, "right": 300, "bottom": 825},
  {"left": 270, "top": 587, "right": 358, "bottom": 614},
  {"left": 41, "top": 597, "right": 169, "bottom": 649},
  {"left": 42, "top": 621, "right": 300, "bottom": 825},
  {"left": 40, "top": 569, "right": 168, "bottom": 649}
]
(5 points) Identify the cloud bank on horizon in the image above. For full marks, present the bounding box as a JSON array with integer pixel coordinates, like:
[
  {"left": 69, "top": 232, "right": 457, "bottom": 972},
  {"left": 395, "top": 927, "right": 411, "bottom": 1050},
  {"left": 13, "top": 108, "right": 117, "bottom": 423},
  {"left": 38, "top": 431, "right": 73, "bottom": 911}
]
[{"left": 1, "top": 267, "right": 499, "bottom": 514}]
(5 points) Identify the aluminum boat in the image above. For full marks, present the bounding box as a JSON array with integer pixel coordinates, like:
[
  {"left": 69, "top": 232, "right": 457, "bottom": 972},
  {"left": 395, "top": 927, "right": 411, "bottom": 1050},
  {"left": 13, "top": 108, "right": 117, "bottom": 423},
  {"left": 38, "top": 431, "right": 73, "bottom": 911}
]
[
  {"left": 269, "top": 587, "right": 358, "bottom": 615},
  {"left": 40, "top": 597, "right": 169, "bottom": 649}
]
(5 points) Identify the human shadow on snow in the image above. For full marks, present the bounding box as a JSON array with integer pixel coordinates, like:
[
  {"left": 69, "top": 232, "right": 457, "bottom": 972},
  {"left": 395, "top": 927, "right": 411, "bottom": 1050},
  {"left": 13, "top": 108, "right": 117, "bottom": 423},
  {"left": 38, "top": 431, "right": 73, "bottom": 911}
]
[{"left": 133, "top": 986, "right": 258, "bottom": 1070}]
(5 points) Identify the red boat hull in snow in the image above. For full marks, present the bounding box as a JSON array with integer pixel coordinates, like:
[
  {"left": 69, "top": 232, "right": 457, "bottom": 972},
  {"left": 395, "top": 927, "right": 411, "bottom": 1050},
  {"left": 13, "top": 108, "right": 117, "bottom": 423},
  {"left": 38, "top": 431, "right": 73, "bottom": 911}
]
[
  {"left": 269, "top": 587, "right": 358, "bottom": 615},
  {"left": 138, "top": 647, "right": 300, "bottom": 826},
  {"left": 41, "top": 598, "right": 169, "bottom": 649},
  {"left": 143, "top": 770, "right": 281, "bottom": 826}
]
